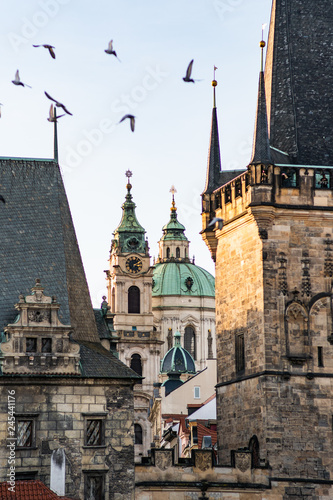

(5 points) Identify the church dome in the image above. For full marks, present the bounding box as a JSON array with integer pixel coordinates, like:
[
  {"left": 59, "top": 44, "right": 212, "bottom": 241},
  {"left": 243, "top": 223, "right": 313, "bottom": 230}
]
[
  {"left": 160, "top": 332, "right": 196, "bottom": 374},
  {"left": 152, "top": 262, "right": 215, "bottom": 297}
]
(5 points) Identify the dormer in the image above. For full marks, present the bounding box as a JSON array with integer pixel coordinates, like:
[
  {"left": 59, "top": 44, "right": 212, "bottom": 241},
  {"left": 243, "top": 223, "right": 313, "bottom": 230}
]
[{"left": 0, "top": 279, "right": 80, "bottom": 375}]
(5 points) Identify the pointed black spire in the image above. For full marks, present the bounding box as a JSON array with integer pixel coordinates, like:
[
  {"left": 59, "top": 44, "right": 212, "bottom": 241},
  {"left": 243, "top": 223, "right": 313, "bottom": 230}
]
[
  {"left": 203, "top": 68, "right": 221, "bottom": 194},
  {"left": 250, "top": 40, "right": 272, "bottom": 165}
]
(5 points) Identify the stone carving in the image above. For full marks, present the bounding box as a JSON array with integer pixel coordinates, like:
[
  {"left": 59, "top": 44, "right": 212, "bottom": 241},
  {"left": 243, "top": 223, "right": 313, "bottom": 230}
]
[
  {"left": 28, "top": 309, "right": 51, "bottom": 323},
  {"left": 194, "top": 450, "right": 212, "bottom": 471},
  {"left": 154, "top": 450, "right": 173, "bottom": 470},
  {"left": 234, "top": 451, "right": 251, "bottom": 472}
]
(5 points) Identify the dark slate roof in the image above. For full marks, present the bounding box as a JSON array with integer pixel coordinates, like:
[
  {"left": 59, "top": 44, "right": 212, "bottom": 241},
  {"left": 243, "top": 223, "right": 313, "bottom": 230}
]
[
  {"left": 202, "top": 107, "right": 222, "bottom": 194},
  {"left": 219, "top": 170, "right": 245, "bottom": 186},
  {"left": 78, "top": 341, "right": 141, "bottom": 379},
  {"left": 265, "top": 0, "right": 333, "bottom": 166},
  {"left": 93, "top": 309, "right": 112, "bottom": 339},
  {"left": 0, "top": 158, "right": 99, "bottom": 342},
  {"left": 250, "top": 72, "right": 272, "bottom": 165}
]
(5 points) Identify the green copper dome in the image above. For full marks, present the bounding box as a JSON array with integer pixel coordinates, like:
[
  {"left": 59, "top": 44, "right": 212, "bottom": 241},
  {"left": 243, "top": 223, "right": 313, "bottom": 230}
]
[
  {"left": 160, "top": 332, "right": 196, "bottom": 375},
  {"left": 152, "top": 262, "right": 215, "bottom": 297}
]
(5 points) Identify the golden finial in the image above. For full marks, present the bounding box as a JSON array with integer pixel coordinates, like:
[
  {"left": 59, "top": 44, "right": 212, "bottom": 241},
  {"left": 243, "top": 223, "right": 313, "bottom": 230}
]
[
  {"left": 169, "top": 185, "right": 177, "bottom": 212},
  {"left": 125, "top": 169, "right": 133, "bottom": 190},
  {"left": 212, "top": 66, "right": 218, "bottom": 107}
]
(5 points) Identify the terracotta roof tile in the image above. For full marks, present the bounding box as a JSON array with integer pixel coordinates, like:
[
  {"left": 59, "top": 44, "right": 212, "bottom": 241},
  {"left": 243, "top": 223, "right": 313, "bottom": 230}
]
[{"left": 0, "top": 480, "right": 74, "bottom": 500}]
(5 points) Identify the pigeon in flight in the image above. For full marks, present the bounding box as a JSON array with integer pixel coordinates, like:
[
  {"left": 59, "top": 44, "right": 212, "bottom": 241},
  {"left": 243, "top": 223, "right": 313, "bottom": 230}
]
[
  {"left": 12, "top": 70, "right": 31, "bottom": 88},
  {"left": 33, "top": 44, "right": 56, "bottom": 59},
  {"left": 47, "top": 104, "right": 65, "bottom": 122},
  {"left": 207, "top": 217, "right": 224, "bottom": 230},
  {"left": 0, "top": 195, "right": 6, "bottom": 204},
  {"left": 119, "top": 114, "right": 135, "bottom": 132},
  {"left": 105, "top": 40, "right": 121, "bottom": 61},
  {"left": 183, "top": 59, "right": 201, "bottom": 83},
  {"left": 44, "top": 92, "right": 72, "bottom": 115}
]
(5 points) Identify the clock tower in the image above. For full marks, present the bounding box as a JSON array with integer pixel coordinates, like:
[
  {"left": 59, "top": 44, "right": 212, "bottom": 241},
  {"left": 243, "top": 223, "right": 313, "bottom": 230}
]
[{"left": 106, "top": 171, "right": 162, "bottom": 459}]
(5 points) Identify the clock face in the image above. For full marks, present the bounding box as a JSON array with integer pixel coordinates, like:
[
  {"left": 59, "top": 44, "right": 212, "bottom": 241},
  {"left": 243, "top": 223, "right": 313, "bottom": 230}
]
[{"left": 126, "top": 256, "right": 143, "bottom": 274}]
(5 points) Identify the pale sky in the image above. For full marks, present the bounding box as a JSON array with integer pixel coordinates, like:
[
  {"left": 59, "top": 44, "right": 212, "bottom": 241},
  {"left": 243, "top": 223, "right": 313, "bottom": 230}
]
[{"left": 1, "top": 0, "right": 272, "bottom": 307}]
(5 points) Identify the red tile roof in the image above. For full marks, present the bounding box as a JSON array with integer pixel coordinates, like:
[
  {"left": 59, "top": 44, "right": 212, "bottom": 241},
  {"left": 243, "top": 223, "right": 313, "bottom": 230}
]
[
  {"left": 197, "top": 422, "right": 217, "bottom": 449},
  {"left": 0, "top": 480, "right": 75, "bottom": 500}
]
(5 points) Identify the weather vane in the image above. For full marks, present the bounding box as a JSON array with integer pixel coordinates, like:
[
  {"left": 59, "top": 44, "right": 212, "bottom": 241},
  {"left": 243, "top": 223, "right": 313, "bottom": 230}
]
[
  {"left": 260, "top": 23, "right": 267, "bottom": 72},
  {"left": 212, "top": 66, "right": 218, "bottom": 108},
  {"left": 170, "top": 185, "right": 177, "bottom": 211}
]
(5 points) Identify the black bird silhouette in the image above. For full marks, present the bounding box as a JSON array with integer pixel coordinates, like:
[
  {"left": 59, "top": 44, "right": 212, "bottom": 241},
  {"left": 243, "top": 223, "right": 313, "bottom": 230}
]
[
  {"left": 183, "top": 59, "right": 201, "bottom": 83},
  {"left": 44, "top": 92, "right": 72, "bottom": 115},
  {"left": 33, "top": 44, "right": 56, "bottom": 59},
  {"left": 0, "top": 195, "right": 6, "bottom": 204},
  {"left": 119, "top": 114, "right": 135, "bottom": 132},
  {"left": 105, "top": 40, "right": 121, "bottom": 61}
]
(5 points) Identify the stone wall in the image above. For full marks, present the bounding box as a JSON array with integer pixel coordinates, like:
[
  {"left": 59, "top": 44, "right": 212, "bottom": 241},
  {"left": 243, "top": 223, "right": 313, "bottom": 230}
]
[{"left": 0, "top": 378, "right": 135, "bottom": 500}]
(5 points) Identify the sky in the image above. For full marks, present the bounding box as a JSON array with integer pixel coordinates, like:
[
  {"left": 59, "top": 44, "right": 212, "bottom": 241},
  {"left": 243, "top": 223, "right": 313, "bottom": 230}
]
[{"left": 0, "top": 0, "right": 272, "bottom": 307}]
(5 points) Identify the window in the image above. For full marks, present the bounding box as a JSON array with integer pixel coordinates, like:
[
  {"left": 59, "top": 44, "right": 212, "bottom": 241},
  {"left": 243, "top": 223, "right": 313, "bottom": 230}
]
[
  {"left": 41, "top": 338, "right": 52, "bottom": 353},
  {"left": 184, "top": 326, "right": 196, "bottom": 360},
  {"left": 84, "top": 473, "right": 105, "bottom": 500},
  {"left": 130, "top": 354, "right": 142, "bottom": 384},
  {"left": 194, "top": 386, "right": 200, "bottom": 399},
  {"left": 315, "top": 170, "right": 331, "bottom": 189},
  {"left": 176, "top": 247, "right": 180, "bottom": 258},
  {"left": 84, "top": 419, "right": 105, "bottom": 447},
  {"left": 128, "top": 286, "right": 140, "bottom": 314},
  {"left": 17, "top": 420, "right": 33, "bottom": 448},
  {"left": 235, "top": 333, "right": 245, "bottom": 374},
  {"left": 192, "top": 426, "right": 198, "bottom": 445},
  {"left": 111, "top": 287, "right": 115, "bottom": 313},
  {"left": 26, "top": 338, "right": 37, "bottom": 352},
  {"left": 166, "top": 247, "right": 170, "bottom": 259},
  {"left": 318, "top": 346, "right": 324, "bottom": 367},
  {"left": 225, "top": 184, "right": 232, "bottom": 203},
  {"left": 16, "top": 414, "right": 38, "bottom": 449},
  {"left": 134, "top": 423, "right": 143, "bottom": 444},
  {"left": 249, "top": 435, "right": 260, "bottom": 468},
  {"left": 281, "top": 168, "right": 297, "bottom": 187}
]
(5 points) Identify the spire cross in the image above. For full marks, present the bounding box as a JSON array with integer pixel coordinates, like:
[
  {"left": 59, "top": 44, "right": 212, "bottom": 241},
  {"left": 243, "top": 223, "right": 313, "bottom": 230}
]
[
  {"left": 169, "top": 185, "right": 177, "bottom": 211},
  {"left": 125, "top": 170, "right": 133, "bottom": 181}
]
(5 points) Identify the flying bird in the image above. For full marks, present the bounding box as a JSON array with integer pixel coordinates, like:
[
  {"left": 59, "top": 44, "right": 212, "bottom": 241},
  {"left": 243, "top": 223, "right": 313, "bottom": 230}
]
[
  {"left": 105, "top": 40, "right": 121, "bottom": 61},
  {"left": 12, "top": 70, "right": 31, "bottom": 88},
  {"left": 47, "top": 104, "right": 65, "bottom": 122},
  {"left": 207, "top": 217, "right": 224, "bottom": 230},
  {"left": 44, "top": 92, "right": 72, "bottom": 115},
  {"left": 33, "top": 44, "right": 56, "bottom": 59},
  {"left": 183, "top": 59, "right": 201, "bottom": 83},
  {"left": 119, "top": 114, "right": 135, "bottom": 132},
  {"left": 0, "top": 195, "right": 6, "bottom": 204}
]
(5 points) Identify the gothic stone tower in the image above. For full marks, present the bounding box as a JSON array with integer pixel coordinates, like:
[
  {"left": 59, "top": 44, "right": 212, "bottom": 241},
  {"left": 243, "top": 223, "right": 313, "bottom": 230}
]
[
  {"left": 201, "top": 0, "right": 333, "bottom": 495},
  {"left": 106, "top": 171, "right": 162, "bottom": 459}
]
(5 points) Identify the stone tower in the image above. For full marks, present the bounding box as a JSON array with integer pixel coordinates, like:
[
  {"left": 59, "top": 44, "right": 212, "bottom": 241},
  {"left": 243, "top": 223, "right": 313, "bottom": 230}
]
[
  {"left": 201, "top": 0, "right": 333, "bottom": 495},
  {"left": 105, "top": 171, "right": 162, "bottom": 460}
]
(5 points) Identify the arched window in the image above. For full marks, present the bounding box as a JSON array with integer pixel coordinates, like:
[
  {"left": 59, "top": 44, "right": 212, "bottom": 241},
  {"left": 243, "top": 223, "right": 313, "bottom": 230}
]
[
  {"left": 249, "top": 435, "right": 260, "bottom": 468},
  {"left": 130, "top": 353, "right": 142, "bottom": 384},
  {"left": 176, "top": 247, "right": 180, "bottom": 258},
  {"left": 128, "top": 286, "right": 140, "bottom": 313},
  {"left": 184, "top": 326, "right": 196, "bottom": 360},
  {"left": 166, "top": 247, "right": 170, "bottom": 259},
  {"left": 111, "top": 287, "right": 115, "bottom": 313},
  {"left": 134, "top": 423, "right": 143, "bottom": 444}
]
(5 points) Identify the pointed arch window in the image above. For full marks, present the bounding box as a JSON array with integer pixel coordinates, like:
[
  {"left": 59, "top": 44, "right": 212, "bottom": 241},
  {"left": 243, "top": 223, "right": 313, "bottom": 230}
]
[
  {"left": 184, "top": 326, "right": 196, "bottom": 360},
  {"left": 128, "top": 286, "right": 140, "bottom": 314},
  {"left": 130, "top": 353, "right": 142, "bottom": 384}
]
